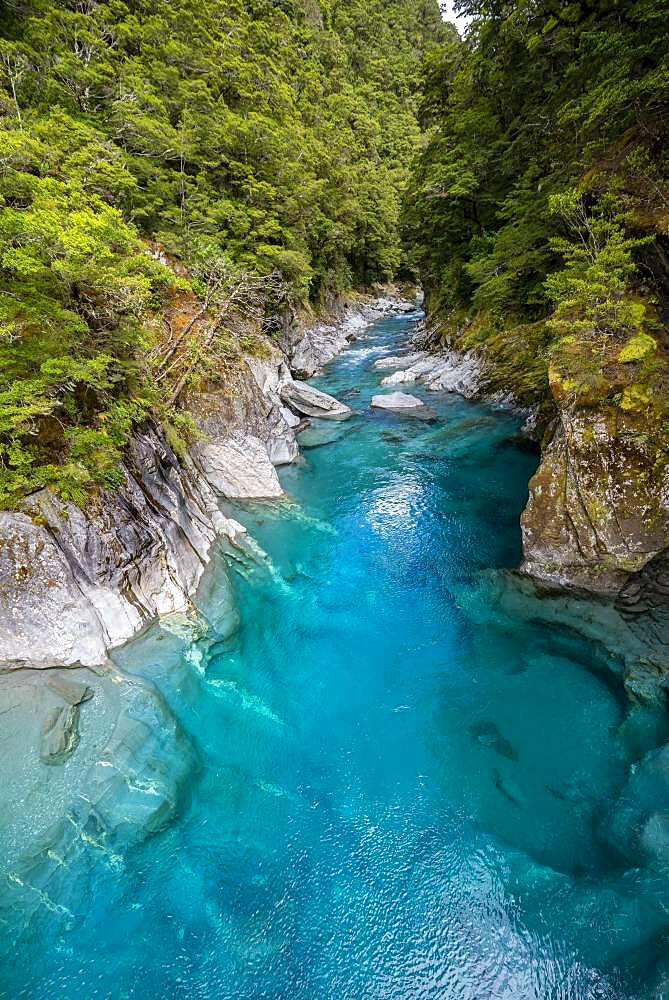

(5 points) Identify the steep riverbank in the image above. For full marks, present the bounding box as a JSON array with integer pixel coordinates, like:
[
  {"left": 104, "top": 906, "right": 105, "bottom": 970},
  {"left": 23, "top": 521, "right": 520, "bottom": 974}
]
[
  {"left": 0, "top": 292, "right": 414, "bottom": 669},
  {"left": 2, "top": 310, "right": 669, "bottom": 998},
  {"left": 376, "top": 319, "right": 669, "bottom": 619}
]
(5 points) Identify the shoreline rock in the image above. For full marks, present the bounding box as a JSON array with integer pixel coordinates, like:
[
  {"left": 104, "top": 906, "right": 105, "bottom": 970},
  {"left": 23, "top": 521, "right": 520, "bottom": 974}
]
[
  {"left": 286, "top": 292, "right": 418, "bottom": 378},
  {"left": 280, "top": 380, "right": 352, "bottom": 420},
  {"left": 0, "top": 664, "right": 195, "bottom": 940}
]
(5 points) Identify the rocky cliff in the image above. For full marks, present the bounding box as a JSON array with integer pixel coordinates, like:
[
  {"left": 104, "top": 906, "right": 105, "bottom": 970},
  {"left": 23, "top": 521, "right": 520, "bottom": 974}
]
[{"left": 0, "top": 292, "right": 412, "bottom": 672}]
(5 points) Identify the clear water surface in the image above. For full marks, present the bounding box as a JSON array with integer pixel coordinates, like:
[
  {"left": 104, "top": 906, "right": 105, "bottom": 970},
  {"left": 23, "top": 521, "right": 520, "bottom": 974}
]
[{"left": 5, "top": 313, "right": 668, "bottom": 998}]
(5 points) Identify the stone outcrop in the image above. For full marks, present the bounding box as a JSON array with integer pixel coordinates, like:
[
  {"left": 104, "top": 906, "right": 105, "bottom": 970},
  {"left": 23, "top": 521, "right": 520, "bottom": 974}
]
[
  {"left": 517, "top": 330, "right": 669, "bottom": 599},
  {"left": 187, "top": 346, "right": 300, "bottom": 483},
  {"left": 519, "top": 406, "right": 669, "bottom": 596},
  {"left": 0, "top": 426, "right": 248, "bottom": 669}
]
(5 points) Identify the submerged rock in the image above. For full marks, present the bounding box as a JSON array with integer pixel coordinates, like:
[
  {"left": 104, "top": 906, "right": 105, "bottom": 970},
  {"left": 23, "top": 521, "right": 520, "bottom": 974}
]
[
  {"left": 600, "top": 741, "right": 669, "bottom": 871},
  {"left": 298, "top": 421, "right": 354, "bottom": 450},
  {"left": 46, "top": 674, "right": 94, "bottom": 706},
  {"left": 494, "top": 769, "right": 526, "bottom": 807},
  {"left": 0, "top": 665, "right": 195, "bottom": 938},
  {"left": 39, "top": 703, "right": 81, "bottom": 764},
  {"left": 470, "top": 720, "right": 519, "bottom": 761}
]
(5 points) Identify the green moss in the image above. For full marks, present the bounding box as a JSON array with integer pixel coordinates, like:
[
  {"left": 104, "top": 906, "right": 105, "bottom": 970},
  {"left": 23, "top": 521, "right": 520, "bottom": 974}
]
[
  {"left": 621, "top": 384, "right": 652, "bottom": 411},
  {"left": 618, "top": 333, "right": 657, "bottom": 363}
]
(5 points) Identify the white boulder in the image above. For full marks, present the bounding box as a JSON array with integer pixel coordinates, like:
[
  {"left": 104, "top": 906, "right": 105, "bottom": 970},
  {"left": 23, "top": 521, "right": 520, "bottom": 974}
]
[
  {"left": 371, "top": 391, "right": 426, "bottom": 410},
  {"left": 280, "top": 380, "right": 352, "bottom": 420}
]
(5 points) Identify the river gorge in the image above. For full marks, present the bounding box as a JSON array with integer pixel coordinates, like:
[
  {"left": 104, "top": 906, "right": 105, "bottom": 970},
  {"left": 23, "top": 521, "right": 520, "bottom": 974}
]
[{"left": 2, "top": 309, "right": 668, "bottom": 999}]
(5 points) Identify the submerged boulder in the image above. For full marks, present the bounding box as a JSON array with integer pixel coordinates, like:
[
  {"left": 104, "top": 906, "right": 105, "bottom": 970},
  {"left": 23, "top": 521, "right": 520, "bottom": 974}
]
[
  {"left": 0, "top": 665, "right": 196, "bottom": 939},
  {"left": 39, "top": 703, "right": 81, "bottom": 764}
]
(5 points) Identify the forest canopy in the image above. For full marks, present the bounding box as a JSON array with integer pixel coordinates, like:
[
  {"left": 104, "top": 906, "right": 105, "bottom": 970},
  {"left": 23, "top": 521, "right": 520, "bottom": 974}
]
[{"left": 404, "top": 0, "right": 669, "bottom": 409}]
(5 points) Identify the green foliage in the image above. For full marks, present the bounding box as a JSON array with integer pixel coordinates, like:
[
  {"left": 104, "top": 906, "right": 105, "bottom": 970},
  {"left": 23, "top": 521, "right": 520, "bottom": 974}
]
[
  {"left": 404, "top": 0, "right": 669, "bottom": 348},
  {"left": 545, "top": 190, "right": 652, "bottom": 338},
  {"left": 0, "top": 0, "right": 442, "bottom": 507},
  {"left": 618, "top": 334, "right": 657, "bottom": 364}
]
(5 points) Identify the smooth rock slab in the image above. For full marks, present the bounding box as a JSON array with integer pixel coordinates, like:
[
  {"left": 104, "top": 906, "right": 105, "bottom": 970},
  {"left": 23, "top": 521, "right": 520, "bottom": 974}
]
[
  {"left": 280, "top": 380, "right": 352, "bottom": 421},
  {"left": 371, "top": 391, "right": 426, "bottom": 410},
  {"left": 195, "top": 435, "right": 284, "bottom": 499},
  {"left": 0, "top": 664, "right": 195, "bottom": 940}
]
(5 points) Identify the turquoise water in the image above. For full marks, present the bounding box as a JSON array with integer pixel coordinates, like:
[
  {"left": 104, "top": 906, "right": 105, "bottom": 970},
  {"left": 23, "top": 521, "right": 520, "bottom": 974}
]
[{"left": 5, "top": 313, "right": 669, "bottom": 998}]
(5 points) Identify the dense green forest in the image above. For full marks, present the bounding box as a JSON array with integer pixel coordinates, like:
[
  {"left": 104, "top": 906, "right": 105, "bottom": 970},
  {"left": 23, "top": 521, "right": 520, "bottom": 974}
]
[
  {"left": 1, "top": 0, "right": 667, "bottom": 511},
  {"left": 0, "top": 0, "right": 442, "bottom": 506},
  {"left": 405, "top": 0, "right": 669, "bottom": 423}
]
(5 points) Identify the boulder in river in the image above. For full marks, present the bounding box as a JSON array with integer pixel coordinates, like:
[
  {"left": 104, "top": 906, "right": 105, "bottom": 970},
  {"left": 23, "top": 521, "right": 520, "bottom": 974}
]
[
  {"left": 371, "top": 391, "right": 426, "bottom": 411},
  {"left": 280, "top": 380, "right": 352, "bottom": 420}
]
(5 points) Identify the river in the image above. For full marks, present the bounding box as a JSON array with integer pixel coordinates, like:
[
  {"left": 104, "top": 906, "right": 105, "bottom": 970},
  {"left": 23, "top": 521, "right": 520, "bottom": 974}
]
[{"left": 5, "top": 311, "right": 666, "bottom": 998}]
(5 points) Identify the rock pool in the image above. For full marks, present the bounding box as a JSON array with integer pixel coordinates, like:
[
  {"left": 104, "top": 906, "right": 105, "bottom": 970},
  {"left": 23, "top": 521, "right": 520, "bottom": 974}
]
[{"left": 3, "top": 312, "right": 668, "bottom": 999}]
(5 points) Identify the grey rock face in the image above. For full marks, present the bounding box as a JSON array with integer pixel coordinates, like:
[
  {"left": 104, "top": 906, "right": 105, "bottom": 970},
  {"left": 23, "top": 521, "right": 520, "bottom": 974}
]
[
  {"left": 194, "top": 435, "right": 284, "bottom": 499},
  {"left": 0, "top": 512, "right": 108, "bottom": 668},
  {"left": 189, "top": 349, "right": 299, "bottom": 476},
  {"left": 0, "top": 425, "right": 246, "bottom": 669},
  {"left": 0, "top": 307, "right": 354, "bottom": 671}
]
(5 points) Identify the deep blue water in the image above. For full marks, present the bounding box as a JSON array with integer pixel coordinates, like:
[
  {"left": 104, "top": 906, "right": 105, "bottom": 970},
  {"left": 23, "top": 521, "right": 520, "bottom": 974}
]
[{"left": 5, "top": 313, "right": 668, "bottom": 998}]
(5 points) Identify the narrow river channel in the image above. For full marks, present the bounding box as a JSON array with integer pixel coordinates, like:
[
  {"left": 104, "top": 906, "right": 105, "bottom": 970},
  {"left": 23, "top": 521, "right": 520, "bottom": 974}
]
[{"left": 7, "top": 312, "right": 665, "bottom": 999}]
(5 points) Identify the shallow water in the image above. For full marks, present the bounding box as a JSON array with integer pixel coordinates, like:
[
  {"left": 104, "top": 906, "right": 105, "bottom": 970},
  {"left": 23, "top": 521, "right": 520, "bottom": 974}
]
[{"left": 4, "top": 314, "right": 668, "bottom": 998}]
